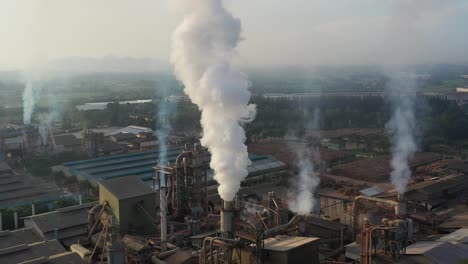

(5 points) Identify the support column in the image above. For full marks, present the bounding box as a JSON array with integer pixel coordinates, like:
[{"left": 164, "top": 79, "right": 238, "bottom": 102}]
[{"left": 14, "top": 211, "right": 18, "bottom": 230}]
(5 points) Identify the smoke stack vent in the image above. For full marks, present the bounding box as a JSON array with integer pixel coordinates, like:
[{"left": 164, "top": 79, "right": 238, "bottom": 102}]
[{"left": 221, "top": 200, "right": 233, "bottom": 236}]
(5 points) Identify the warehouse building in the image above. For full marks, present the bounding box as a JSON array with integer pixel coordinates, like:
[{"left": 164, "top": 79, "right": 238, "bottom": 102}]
[
  {"left": 58, "top": 146, "right": 287, "bottom": 187},
  {"left": 0, "top": 171, "right": 63, "bottom": 209},
  {"left": 23, "top": 202, "right": 98, "bottom": 247}
]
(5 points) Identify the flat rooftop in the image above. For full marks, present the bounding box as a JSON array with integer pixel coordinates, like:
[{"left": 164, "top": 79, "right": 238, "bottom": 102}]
[
  {"left": 23, "top": 202, "right": 98, "bottom": 245},
  {"left": 263, "top": 236, "right": 319, "bottom": 252},
  {"left": 0, "top": 240, "right": 66, "bottom": 264},
  {"left": 0, "top": 173, "right": 63, "bottom": 209},
  {"left": 100, "top": 176, "right": 155, "bottom": 200},
  {"left": 0, "top": 229, "right": 42, "bottom": 250}
]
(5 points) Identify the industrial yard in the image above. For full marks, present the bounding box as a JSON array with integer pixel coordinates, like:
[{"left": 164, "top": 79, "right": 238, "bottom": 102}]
[
  {"left": 0, "top": 120, "right": 467, "bottom": 263},
  {"left": 1, "top": 0, "right": 468, "bottom": 263}
]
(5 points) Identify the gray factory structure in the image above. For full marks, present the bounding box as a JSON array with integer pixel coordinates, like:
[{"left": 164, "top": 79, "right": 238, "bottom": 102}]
[{"left": 56, "top": 145, "right": 287, "bottom": 188}]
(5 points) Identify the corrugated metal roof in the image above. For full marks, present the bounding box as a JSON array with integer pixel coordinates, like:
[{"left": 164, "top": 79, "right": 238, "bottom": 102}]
[
  {"left": 110, "top": 126, "right": 152, "bottom": 136},
  {"left": 438, "top": 228, "right": 468, "bottom": 251},
  {"left": 0, "top": 229, "right": 42, "bottom": 250},
  {"left": 424, "top": 242, "right": 468, "bottom": 264},
  {"left": 406, "top": 241, "right": 444, "bottom": 255},
  {"left": 359, "top": 186, "right": 384, "bottom": 197},
  {"left": 439, "top": 228, "right": 468, "bottom": 243},
  {"left": 264, "top": 236, "right": 319, "bottom": 252},
  {"left": 405, "top": 241, "right": 468, "bottom": 264}
]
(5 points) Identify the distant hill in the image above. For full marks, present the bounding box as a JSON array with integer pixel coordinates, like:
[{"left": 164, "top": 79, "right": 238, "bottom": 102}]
[{"left": 47, "top": 56, "right": 171, "bottom": 73}]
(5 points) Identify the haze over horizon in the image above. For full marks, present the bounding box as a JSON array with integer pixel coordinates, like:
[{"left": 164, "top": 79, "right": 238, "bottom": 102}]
[{"left": 1, "top": 0, "right": 468, "bottom": 71}]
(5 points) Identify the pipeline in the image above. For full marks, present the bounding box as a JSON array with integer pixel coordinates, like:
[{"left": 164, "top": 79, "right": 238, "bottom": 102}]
[
  {"left": 200, "top": 236, "right": 240, "bottom": 264},
  {"left": 160, "top": 185, "right": 168, "bottom": 252},
  {"left": 157, "top": 247, "right": 180, "bottom": 259},
  {"left": 87, "top": 202, "right": 107, "bottom": 239},
  {"left": 264, "top": 215, "right": 300, "bottom": 237},
  {"left": 352, "top": 195, "right": 406, "bottom": 234}
]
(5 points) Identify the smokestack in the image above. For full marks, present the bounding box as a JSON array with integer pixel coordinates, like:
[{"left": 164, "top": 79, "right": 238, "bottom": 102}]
[
  {"left": 160, "top": 178, "right": 168, "bottom": 252},
  {"left": 220, "top": 200, "right": 233, "bottom": 236},
  {"left": 395, "top": 194, "right": 407, "bottom": 217},
  {"left": 31, "top": 203, "right": 35, "bottom": 216}
]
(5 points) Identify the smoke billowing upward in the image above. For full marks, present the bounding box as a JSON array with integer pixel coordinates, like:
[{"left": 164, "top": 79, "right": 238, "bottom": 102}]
[
  {"left": 155, "top": 84, "right": 176, "bottom": 187},
  {"left": 22, "top": 76, "right": 41, "bottom": 125},
  {"left": 171, "top": 0, "right": 256, "bottom": 201},
  {"left": 288, "top": 149, "right": 320, "bottom": 215},
  {"left": 386, "top": 75, "right": 418, "bottom": 194},
  {"left": 288, "top": 108, "right": 321, "bottom": 215},
  {"left": 383, "top": 0, "right": 444, "bottom": 193},
  {"left": 38, "top": 106, "right": 61, "bottom": 146}
]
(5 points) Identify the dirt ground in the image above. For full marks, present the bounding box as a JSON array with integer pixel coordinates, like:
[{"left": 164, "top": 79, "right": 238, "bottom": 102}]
[
  {"left": 311, "top": 128, "right": 384, "bottom": 139},
  {"left": 248, "top": 140, "right": 344, "bottom": 168},
  {"left": 330, "top": 152, "right": 442, "bottom": 183}
]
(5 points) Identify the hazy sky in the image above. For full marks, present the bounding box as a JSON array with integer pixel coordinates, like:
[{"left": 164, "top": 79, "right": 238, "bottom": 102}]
[{"left": 0, "top": 0, "right": 467, "bottom": 70}]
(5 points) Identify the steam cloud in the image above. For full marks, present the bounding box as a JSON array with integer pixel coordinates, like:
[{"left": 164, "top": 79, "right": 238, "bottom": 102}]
[
  {"left": 38, "top": 107, "right": 60, "bottom": 146},
  {"left": 171, "top": 0, "right": 256, "bottom": 201},
  {"left": 288, "top": 108, "right": 321, "bottom": 215},
  {"left": 155, "top": 83, "right": 176, "bottom": 187},
  {"left": 386, "top": 75, "right": 417, "bottom": 194},
  {"left": 22, "top": 76, "right": 41, "bottom": 125}
]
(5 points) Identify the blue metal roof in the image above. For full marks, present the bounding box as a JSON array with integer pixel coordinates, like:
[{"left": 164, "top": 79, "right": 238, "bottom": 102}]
[{"left": 63, "top": 147, "right": 286, "bottom": 184}]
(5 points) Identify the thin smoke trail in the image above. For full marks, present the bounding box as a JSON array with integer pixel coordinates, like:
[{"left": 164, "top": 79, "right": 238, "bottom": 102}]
[
  {"left": 155, "top": 83, "right": 176, "bottom": 186},
  {"left": 386, "top": 74, "right": 417, "bottom": 194},
  {"left": 288, "top": 107, "right": 321, "bottom": 215},
  {"left": 23, "top": 77, "right": 38, "bottom": 125},
  {"left": 171, "top": 0, "right": 256, "bottom": 201}
]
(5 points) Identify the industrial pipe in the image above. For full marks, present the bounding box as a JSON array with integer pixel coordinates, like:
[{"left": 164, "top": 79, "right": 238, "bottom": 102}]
[
  {"left": 201, "top": 236, "right": 239, "bottom": 264},
  {"left": 264, "top": 215, "right": 300, "bottom": 237},
  {"left": 157, "top": 247, "right": 179, "bottom": 259},
  {"left": 352, "top": 195, "right": 406, "bottom": 233},
  {"left": 160, "top": 185, "right": 168, "bottom": 252},
  {"left": 87, "top": 202, "right": 107, "bottom": 239}
]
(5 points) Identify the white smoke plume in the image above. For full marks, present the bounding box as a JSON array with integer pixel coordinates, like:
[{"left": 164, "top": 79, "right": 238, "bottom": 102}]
[
  {"left": 288, "top": 108, "right": 321, "bottom": 215},
  {"left": 38, "top": 107, "right": 60, "bottom": 146},
  {"left": 383, "top": 0, "right": 445, "bottom": 193},
  {"left": 386, "top": 75, "right": 418, "bottom": 194},
  {"left": 22, "top": 75, "right": 42, "bottom": 125},
  {"left": 155, "top": 82, "right": 176, "bottom": 187},
  {"left": 288, "top": 149, "right": 320, "bottom": 215},
  {"left": 171, "top": 0, "right": 256, "bottom": 201}
]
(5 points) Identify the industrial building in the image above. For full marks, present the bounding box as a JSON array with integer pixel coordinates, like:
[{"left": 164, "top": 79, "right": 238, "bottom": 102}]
[
  {"left": 23, "top": 201, "right": 99, "bottom": 247},
  {"left": 0, "top": 162, "right": 63, "bottom": 209},
  {"left": 0, "top": 238, "right": 84, "bottom": 264},
  {"left": 58, "top": 145, "right": 287, "bottom": 187},
  {"left": 404, "top": 174, "right": 468, "bottom": 211}
]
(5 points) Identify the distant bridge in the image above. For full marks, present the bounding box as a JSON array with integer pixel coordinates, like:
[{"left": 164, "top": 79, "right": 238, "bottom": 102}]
[{"left": 262, "top": 91, "right": 468, "bottom": 102}]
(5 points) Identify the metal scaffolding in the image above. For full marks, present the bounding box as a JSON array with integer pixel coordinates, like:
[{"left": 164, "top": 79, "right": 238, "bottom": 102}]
[{"left": 154, "top": 144, "right": 209, "bottom": 218}]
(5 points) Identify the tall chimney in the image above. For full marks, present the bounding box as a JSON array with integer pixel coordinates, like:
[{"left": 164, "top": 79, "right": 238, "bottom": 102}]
[
  {"left": 160, "top": 176, "right": 168, "bottom": 252},
  {"left": 395, "top": 194, "right": 407, "bottom": 217},
  {"left": 220, "top": 200, "right": 233, "bottom": 236}
]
